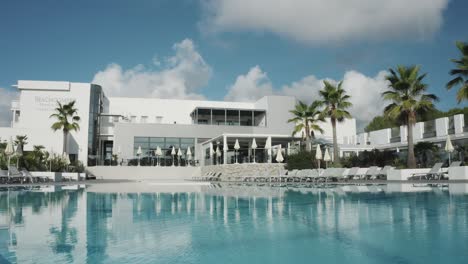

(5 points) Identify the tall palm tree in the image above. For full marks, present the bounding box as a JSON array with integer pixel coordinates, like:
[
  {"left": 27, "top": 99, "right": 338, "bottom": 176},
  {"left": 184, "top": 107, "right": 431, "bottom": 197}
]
[
  {"left": 382, "top": 65, "right": 438, "bottom": 168},
  {"left": 319, "top": 81, "right": 352, "bottom": 164},
  {"left": 50, "top": 101, "right": 80, "bottom": 154},
  {"left": 447, "top": 41, "right": 468, "bottom": 103},
  {"left": 288, "top": 101, "right": 324, "bottom": 151}
]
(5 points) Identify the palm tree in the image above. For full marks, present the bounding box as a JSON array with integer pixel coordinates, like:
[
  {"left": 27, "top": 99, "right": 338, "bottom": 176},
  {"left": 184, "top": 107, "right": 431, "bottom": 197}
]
[
  {"left": 382, "top": 65, "right": 438, "bottom": 168},
  {"left": 319, "top": 81, "right": 352, "bottom": 164},
  {"left": 447, "top": 41, "right": 468, "bottom": 103},
  {"left": 288, "top": 100, "right": 324, "bottom": 151},
  {"left": 50, "top": 101, "right": 80, "bottom": 154},
  {"left": 14, "top": 135, "right": 28, "bottom": 152}
]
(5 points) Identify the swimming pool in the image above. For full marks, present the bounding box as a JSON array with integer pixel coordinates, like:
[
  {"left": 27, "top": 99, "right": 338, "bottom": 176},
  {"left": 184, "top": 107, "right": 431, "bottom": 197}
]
[{"left": 0, "top": 183, "right": 467, "bottom": 263}]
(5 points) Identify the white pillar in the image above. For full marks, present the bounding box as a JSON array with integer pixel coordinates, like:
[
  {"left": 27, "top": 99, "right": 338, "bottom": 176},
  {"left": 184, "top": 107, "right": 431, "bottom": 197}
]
[{"left": 223, "top": 135, "right": 227, "bottom": 165}]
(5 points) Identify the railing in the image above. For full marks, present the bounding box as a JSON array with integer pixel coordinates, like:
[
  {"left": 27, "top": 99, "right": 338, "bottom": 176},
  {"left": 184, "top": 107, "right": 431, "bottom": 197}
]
[
  {"left": 423, "top": 120, "right": 436, "bottom": 138},
  {"left": 97, "top": 157, "right": 200, "bottom": 167},
  {"left": 423, "top": 130, "right": 436, "bottom": 138},
  {"left": 203, "top": 148, "right": 286, "bottom": 165}
]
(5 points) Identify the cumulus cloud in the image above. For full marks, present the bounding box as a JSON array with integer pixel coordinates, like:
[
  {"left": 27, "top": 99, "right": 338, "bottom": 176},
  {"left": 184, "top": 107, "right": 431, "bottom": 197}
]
[
  {"left": 92, "top": 39, "right": 212, "bottom": 99},
  {"left": 0, "top": 88, "right": 18, "bottom": 127},
  {"left": 200, "top": 0, "right": 448, "bottom": 44},
  {"left": 224, "top": 66, "right": 389, "bottom": 129},
  {"left": 224, "top": 66, "right": 273, "bottom": 101}
]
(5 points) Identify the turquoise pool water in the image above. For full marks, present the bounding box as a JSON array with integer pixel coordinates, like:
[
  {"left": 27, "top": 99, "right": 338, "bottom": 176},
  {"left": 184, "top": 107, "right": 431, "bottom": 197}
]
[{"left": 0, "top": 183, "right": 468, "bottom": 263}]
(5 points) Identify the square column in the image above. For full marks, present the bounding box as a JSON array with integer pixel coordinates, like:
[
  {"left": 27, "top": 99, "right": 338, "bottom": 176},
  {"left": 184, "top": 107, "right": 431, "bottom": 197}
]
[{"left": 223, "top": 135, "right": 227, "bottom": 165}]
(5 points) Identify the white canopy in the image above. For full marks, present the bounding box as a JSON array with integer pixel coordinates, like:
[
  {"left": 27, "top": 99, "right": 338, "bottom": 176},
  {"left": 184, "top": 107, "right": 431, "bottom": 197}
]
[
  {"left": 171, "top": 146, "right": 176, "bottom": 156},
  {"left": 324, "top": 148, "right": 331, "bottom": 162},
  {"left": 187, "top": 147, "right": 192, "bottom": 156},
  {"left": 209, "top": 142, "right": 214, "bottom": 158},
  {"left": 155, "top": 146, "right": 162, "bottom": 156},
  {"left": 4, "top": 138, "right": 15, "bottom": 156},
  {"left": 62, "top": 152, "right": 71, "bottom": 165},
  {"left": 275, "top": 146, "right": 284, "bottom": 163},
  {"left": 315, "top": 144, "right": 322, "bottom": 160},
  {"left": 177, "top": 148, "right": 183, "bottom": 156},
  {"left": 251, "top": 138, "right": 257, "bottom": 149},
  {"left": 445, "top": 135, "right": 454, "bottom": 152},
  {"left": 234, "top": 139, "right": 240, "bottom": 150},
  {"left": 265, "top": 136, "right": 272, "bottom": 162},
  {"left": 265, "top": 136, "right": 272, "bottom": 149},
  {"left": 137, "top": 146, "right": 142, "bottom": 155}
]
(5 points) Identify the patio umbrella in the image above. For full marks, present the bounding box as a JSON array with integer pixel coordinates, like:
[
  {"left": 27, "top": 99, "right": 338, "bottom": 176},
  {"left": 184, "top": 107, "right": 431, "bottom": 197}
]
[
  {"left": 171, "top": 146, "right": 176, "bottom": 166},
  {"left": 62, "top": 152, "right": 71, "bottom": 172},
  {"left": 445, "top": 135, "right": 455, "bottom": 164},
  {"left": 251, "top": 138, "right": 257, "bottom": 163},
  {"left": 275, "top": 145, "right": 284, "bottom": 163},
  {"left": 155, "top": 146, "right": 162, "bottom": 166},
  {"left": 15, "top": 141, "right": 23, "bottom": 168},
  {"left": 324, "top": 148, "right": 331, "bottom": 168},
  {"left": 234, "top": 139, "right": 240, "bottom": 164},
  {"left": 315, "top": 144, "right": 322, "bottom": 169},
  {"left": 177, "top": 148, "right": 183, "bottom": 166},
  {"left": 137, "top": 146, "right": 142, "bottom": 166},
  {"left": 4, "top": 138, "right": 15, "bottom": 177},
  {"left": 265, "top": 136, "right": 272, "bottom": 163},
  {"left": 187, "top": 147, "right": 192, "bottom": 166},
  {"left": 216, "top": 146, "right": 222, "bottom": 165},
  {"left": 62, "top": 152, "right": 71, "bottom": 165}
]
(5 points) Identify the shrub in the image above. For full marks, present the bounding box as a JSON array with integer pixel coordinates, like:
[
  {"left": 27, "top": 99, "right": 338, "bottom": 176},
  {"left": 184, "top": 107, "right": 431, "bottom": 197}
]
[{"left": 286, "top": 151, "right": 318, "bottom": 170}]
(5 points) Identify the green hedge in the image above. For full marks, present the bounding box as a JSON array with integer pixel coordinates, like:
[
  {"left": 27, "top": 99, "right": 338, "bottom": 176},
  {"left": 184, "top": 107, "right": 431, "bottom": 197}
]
[{"left": 286, "top": 151, "right": 318, "bottom": 170}]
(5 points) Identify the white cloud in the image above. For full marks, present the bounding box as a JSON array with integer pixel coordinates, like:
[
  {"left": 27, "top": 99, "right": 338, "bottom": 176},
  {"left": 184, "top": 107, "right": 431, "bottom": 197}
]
[
  {"left": 92, "top": 39, "right": 212, "bottom": 99},
  {"left": 200, "top": 0, "right": 448, "bottom": 44},
  {"left": 225, "top": 66, "right": 389, "bottom": 129},
  {"left": 224, "top": 66, "right": 273, "bottom": 101},
  {"left": 0, "top": 88, "right": 18, "bottom": 127}
]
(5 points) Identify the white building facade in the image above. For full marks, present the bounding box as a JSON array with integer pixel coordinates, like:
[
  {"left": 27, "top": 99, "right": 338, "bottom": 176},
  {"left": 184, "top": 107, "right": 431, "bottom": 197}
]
[{"left": 0, "top": 80, "right": 358, "bottom": 166}]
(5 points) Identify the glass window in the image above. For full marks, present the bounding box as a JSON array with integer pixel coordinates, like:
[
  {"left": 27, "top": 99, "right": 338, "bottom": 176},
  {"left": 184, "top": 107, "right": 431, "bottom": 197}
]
[
  {"left": 141, "top": 116, "right": 148, "bottom": 123},
  {"left": 165, "top": 138, "right": 180, "bottom": 149}
]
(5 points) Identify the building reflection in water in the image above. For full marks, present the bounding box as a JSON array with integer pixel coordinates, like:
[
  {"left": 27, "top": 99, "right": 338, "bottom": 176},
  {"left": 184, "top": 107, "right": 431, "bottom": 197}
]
[{"left": 0, "top": 183, "right": 466, "bottom": 263}]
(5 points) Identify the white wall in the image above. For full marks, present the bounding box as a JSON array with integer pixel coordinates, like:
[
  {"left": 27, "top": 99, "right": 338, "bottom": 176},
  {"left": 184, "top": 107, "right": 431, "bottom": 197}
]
[
  {"left": 356, "top": 132, "right": 368, "bottom": 145},
  {"left": 413, "top": 123, "right": 424, "bottom": 141},
  {"left": 108, "top": 97, "right": 256, "bottom": 125},
  {"left": 14, "top": 81, "right": 92, "bottom": 164},
  {"left": 0, "top": 127, "right": 28, "bottom": 142},
  {"left": 454, "top": 114, "right": 464, "bottom": 134},
  {"left": 369, "top": 128, "right": 390, "bottom": 145},
  {"left": 315, "top": 118, "right": 357, "bottom": 144},
  {"left": 400, "top": 125, "right": 407, "bottom": 143},
  {"left": 435, "top": 117, "right": 448, "bottom": 137}
]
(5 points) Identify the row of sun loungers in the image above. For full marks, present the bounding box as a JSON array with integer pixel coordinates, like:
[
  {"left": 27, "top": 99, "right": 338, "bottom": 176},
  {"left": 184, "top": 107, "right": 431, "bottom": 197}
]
[
  {"left": 193, "top": 161, "right": 463, "bottom": 183},
  {"left": 193, "top": 166, "right": 396, "bottom": 183},
  {"left": 408, "top": 161, "right": 461, "bottom": 180},
  {"left": 0, "top": 166, "right": 51, "bottom": 184}
]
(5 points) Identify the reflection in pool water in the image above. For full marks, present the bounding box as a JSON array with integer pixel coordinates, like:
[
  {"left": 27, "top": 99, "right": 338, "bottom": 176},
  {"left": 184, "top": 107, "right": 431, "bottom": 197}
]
[{"left": 0, "top": 183, "right": 467, "bottom": 263}]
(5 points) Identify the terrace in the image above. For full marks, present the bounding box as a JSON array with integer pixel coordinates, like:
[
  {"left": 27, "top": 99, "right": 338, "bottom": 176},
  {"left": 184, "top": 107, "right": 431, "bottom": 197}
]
[{"left": 190, "top": 107, "right": 267, "bottom": 127}]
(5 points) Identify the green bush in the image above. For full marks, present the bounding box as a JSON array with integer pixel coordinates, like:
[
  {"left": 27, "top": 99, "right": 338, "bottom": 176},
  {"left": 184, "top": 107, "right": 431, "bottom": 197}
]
[{"left": 286, "top": 151, "right": 318, "bottom": 170}]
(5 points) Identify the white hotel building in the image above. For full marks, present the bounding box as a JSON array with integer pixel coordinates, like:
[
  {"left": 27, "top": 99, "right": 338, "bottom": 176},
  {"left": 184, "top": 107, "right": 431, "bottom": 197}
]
[{"left": 1, "top": 80, "right": 466, "bottom": 166}]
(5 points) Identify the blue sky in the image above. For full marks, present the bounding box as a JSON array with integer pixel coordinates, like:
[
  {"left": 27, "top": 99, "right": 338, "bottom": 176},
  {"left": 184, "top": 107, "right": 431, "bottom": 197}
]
[{"left": 0, "top": 0, "right": 467, "bottom": 128}]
